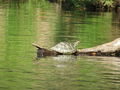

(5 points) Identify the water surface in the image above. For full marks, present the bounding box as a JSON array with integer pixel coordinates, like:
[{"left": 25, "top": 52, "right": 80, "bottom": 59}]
[{"left": 0, "top": 0, "right": 120, "bottom": 90}]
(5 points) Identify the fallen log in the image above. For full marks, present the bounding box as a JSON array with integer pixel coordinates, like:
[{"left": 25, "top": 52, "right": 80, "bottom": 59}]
[
  {"left": 78, "top": 38, "right": 120, "bottom": 56},
  {"left": 32, "top": 38, "right": 120, "bottom": 57}
]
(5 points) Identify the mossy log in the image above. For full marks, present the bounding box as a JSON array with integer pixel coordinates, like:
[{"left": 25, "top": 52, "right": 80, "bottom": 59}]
[{"left": 33, "top": 38, "right": 120, "bottom": 57}]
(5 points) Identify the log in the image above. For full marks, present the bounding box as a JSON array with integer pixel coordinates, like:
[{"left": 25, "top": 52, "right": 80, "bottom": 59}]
[
  {"left": 32, "top": 38, "right": 120, "bottom": 57},
  {"left": 32, "top": 43, "right": 62, "bottom": 57},
  {"left": 78, "top": 38, "right": 120, "bottom": 56}
]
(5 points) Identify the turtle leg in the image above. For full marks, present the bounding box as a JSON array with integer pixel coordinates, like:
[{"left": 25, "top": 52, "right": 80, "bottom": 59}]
[
  {"left": 37, "top": 48, "right": 45, "bottom": 57},
  {"left": 72, "top": 51, "right": 79, "bottom": 56}
]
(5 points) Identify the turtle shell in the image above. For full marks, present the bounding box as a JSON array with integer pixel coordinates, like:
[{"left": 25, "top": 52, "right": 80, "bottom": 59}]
[{"left": 50, "top": 41, "right": 79, "bottom": 54}]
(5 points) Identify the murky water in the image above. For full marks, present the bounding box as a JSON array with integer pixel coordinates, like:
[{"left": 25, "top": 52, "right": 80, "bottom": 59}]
[{"left": 0, "top": 0, "right": 120, "bottom": 90}]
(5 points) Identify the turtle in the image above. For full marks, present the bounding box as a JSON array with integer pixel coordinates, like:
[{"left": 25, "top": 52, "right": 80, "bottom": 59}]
[{"left": 50, "top": 41, "right": 80, "bottom": 54}]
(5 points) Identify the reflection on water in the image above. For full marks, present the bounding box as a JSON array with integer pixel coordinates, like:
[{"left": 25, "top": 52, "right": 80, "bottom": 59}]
[
  {"left": 52, "top": 55, "right": 77, "bottom": 61},
  {"left": 112, "top": 12, "right": 120, "bottom": 39},
  {"left": 0, "top": 0, "right": 120, "bottom": 90},
  {"left": 34, "top": 56, "right": 120, "bottom": 90}
]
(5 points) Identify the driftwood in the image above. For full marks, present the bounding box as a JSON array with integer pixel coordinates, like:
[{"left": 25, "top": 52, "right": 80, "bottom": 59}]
[{"left": 33, "top": 38, "right": 120, "bottom": 57}]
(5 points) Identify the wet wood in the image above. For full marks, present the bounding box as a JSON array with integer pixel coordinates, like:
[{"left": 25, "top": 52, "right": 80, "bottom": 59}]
[
  {"left": 78, "top": 38, "right": 120, "bottom": 56},
  {"left": 32, "top": 43, "right": 62, "bottom": 57},
  {"left": 33, "top": 38, "right": 120, "bottom": 57}
]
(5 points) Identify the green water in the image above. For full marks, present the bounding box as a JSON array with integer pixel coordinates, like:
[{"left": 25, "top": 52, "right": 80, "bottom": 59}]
[{"left": 0, "top": 0, "right": 120, "bottom": 90}]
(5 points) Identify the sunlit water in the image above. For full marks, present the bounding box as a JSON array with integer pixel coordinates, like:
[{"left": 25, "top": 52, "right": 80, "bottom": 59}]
[{"left": 0, "top": 0, "right": 120, "bottom": 90}]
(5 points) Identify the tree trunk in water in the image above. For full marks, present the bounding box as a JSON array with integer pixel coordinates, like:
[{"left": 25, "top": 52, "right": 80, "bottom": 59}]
[
  {"left": 78, "top": 38, "right": 120, "bottom": 56},
  {"left": 33, "top": 38, "right": 120, "bottom": 57}
]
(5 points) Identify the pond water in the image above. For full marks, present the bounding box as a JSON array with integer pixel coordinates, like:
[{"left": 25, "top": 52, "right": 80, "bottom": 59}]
[{"left": 0, "top": 0, "right": 120, "bottom": 90}]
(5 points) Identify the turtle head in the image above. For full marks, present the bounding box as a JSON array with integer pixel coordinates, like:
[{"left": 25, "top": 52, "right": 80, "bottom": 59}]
[{"left": 74, "top": 41, "right": 80, "bottom": 47}]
